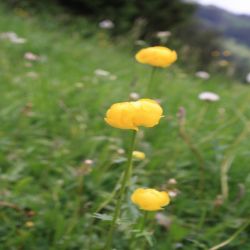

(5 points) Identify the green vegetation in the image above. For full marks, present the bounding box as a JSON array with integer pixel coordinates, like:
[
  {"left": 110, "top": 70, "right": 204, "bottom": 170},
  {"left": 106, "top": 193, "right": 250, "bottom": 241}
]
[
  {"left": 197, "top": 5, "right": 250, "bottom": 45},
  {"left": 0, "top": 4, "right": 250, "bottom": 250},
  {"left": 8, "top": 0, "right": 195, "bottom": 35}
]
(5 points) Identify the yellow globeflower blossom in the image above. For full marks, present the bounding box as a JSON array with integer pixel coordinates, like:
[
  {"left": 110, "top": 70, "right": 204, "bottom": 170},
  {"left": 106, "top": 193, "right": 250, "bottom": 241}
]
[
  {"left": 135, "top": 46, "right": 177, "bottom": 68},
  {"left": 132, "top": 151, "right": 145, "bottom": 160},
  {"left": 131, "top": 188, "right": 170, "bottom": 211},
  {"left": 105, "top": 99, "right": 163, "bottom": 130},
  {"left": 223, "top": 50, "right": 231, "bottom": 57}
]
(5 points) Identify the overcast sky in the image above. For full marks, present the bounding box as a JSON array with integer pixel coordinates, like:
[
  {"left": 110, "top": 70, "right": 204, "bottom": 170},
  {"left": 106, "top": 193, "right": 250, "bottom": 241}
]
[{"left": 193, "top": 0, "right": 250, "bottom": 15}]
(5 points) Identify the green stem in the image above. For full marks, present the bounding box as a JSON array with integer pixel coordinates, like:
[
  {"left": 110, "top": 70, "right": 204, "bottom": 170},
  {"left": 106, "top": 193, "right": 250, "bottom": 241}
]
[
  {"left": 95, "top": 174, "right": 123, "bottom": 214},
  {"left": 194, "top": 103, "right": 209, "bottom": 130},
  {"left": 104, "top": 130, "right": 137, "bottom": 250},
  {"left": 220, "top": 156, "right": 234, "bottom": 201},
  {"left": 129, "top": 211, "right": 148, "bottom": 249},
  {"left": 145, "top": 67, "right": 156, "bottom": 97},
  {"left": 139, "top": 211, "right": 148, "bottom": 232},
  {"left": 178, "top": 121, "right": 205, "bottom": 193},
  {"left": 209, "top": 219, "right": 250, "bottom": 250},
  {"left": 220, "top": 122, "right": 250, "bottom": 201}
]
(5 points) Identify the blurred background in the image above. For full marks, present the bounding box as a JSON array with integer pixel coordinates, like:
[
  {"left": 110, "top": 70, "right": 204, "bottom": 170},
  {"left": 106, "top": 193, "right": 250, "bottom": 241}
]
[{"left": 5, "top": 0, "right": 250, "bottom": 82}]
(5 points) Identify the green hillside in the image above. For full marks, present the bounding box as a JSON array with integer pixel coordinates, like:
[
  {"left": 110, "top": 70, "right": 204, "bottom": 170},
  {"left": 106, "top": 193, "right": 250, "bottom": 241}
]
[{"left": 196, "top": 5, "right": 250, "bottom": 46}]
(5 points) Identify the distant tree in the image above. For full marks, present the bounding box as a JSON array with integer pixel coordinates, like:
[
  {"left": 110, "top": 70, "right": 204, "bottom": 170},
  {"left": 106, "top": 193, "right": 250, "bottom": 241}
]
[
  {"left": 56, "top": 0, "right": 196, "bottom": 35},
  {"left": 172, "top": 20, "right": 222, "bottom": 70},
  {"left": 4, "top": 0, "right": 196, "bottom": 37}
]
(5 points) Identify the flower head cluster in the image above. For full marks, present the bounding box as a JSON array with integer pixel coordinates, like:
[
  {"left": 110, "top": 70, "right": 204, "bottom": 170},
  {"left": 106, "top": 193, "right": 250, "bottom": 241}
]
[
  {"left": 156, "top": 31, "right": 171, "bottom": 39},
  {"left": 24, "top": 52, "right": 40, "bottom": 61},
  {"left": 135, "top": 46, "right": 177, "bottom": 68},
  {"left": 0, "top": 31, "right": 26, "bottom": 44},
  {"left": 132, "top": 151, "right": 145, "bottom": 160},
  {"left": 198, "top": 92, "right": 220, "bottom": 102},
  {"left": 131, "top": 188, "right": 170, "bottom": 211},
  {"left": 99, "top": 19, "right": 114, "bottom": 29},
  {"left": 105, "top": 99, "right": 163, "bottom": 130},
  {"left": 195, "top": 71, "right": 210, "bottom": 80}
]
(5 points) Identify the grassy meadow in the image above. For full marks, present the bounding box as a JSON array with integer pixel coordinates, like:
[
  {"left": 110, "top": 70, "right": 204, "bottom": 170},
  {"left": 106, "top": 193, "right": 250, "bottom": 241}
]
[{"left": 0, "top": 3, "right": 250, "bottom": 250}]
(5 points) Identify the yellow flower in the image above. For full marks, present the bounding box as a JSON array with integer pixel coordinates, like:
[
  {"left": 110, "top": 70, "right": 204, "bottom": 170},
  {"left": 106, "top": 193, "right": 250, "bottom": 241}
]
[
  {"left": 132, "top": 151, "right": 145, "bottom": 160},
  {"left": 131, "top": 188, "right": 170, "bottom": 211},
  {"left": 105, "top": 99, "right": 163, "bottom": 130},
  {"left": 135, "top": 46, "right": 177, "bottom": 68},
  {"left": 25, "top": 221, "right": 34, "bottom": 228}
]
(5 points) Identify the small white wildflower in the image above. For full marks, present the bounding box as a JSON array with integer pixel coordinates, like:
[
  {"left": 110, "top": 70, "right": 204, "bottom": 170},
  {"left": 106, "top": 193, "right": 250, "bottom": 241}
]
[
  {"left": 24, "top": 52, "right": 39, "bottom": 61},
  {"left": 99, "top": 19, "right": 114, "bottom": 29},
  {"left": 84, "top": 159, "right": 94, "bottom": 166},
  {"left": 195, "top": 71, "right": 210, "bottom": 80},
  {"left": 198, "top": 92, "right": 220, "bottom": 102},
  {"left": 246, "top": 73, "right": 250, "bottom": 83},
  {"left": 0, "top": 32, "right": 26, "bottom": 44},
  {"left": 168, "top": 189, "right": 179, "bottom": 198},
  {"left": 0, "top": 32, "right": 17, "bottom": 39},
  {"left": 168, "top": 178, "right": 177, "bottom": 185},
  {"left": 117, "top": 148, "right": 125, "bottom": 155},
  {"left": 94, "top": 69, "right": 110, "bottom": 77},
  {"left": 174, "top": 243, "right": 184, "bottom": 249},
  {"left": 12, "top": 37, "right": 26, "bottom": 44},
  {"left": 129, "top": 92, "right": 140, "bottom": 100},
  {"left": 156, "top": 31, "right": 171, "bottom": 39}
]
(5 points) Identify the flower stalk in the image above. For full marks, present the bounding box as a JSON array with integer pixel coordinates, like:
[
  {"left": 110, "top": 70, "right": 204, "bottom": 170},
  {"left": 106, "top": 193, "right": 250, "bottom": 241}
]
[
  {"left": 220, "top": 121, "right": 250, "bottom": 200},
  {"left": 177, "top": 107, "right": 206, "bottom": 192},
  {"left": 129, "top": 211, "right": 148, "bottom": 249},
  {"left": 138, "top": 211, "right": 148, "bottom": 232},
  {"left": 209, "top": 219, "right": 250, "bottom": 250},
  {"left": 146, "top": 67, "right": 156, "bottom": 96},
  {"left": 104, "top": 130, "right": 137, "bottom": 250}
]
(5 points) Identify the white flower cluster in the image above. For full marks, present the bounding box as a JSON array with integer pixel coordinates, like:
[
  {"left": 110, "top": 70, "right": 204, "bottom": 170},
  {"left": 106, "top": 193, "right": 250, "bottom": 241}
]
[{"left": 0, "top": 32, "right": 26, "bottom": 44}]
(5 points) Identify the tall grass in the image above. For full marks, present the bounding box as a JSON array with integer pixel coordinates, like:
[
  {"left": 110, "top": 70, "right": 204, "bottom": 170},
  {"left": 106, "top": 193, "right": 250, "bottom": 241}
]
[{"left": 0, "top": 3, "right": 249, "bottom": 249}]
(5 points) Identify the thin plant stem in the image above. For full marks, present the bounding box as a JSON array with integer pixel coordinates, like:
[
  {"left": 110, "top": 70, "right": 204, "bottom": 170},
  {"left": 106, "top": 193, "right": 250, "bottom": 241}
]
[
  {"left": 0, "top": 201, "right": 21, "bottom": 211},
  {"left": 220, "top": 155, "right": 234, "bottom": 201},
  {"left": 139, "top": 211, "right": 148, "bottom": 232},
  {"left": 197, "top": 207, "right": 207, "bottom": 230},
  {"left": 145, "top": 67, "right": 156, "bottom": 96},
  {"left": 129, "top": 211, "right": 148, "bottom": 249},
  {"left": 194, "top": 103, "right": 209, "bottom": 130},
  {"left": 178, "top": 118, "right": 205, "bottom": 192},
  {"left": 104, "top": 130, "right": 137, "bottom": 250},
  {"left": 220, "top": 122, "right": 250, "bottom": 200},
  {"left": 95, "top": 174, "right": 123, "bottom": 214},
  {"left": 209, "top": 219, "right": 250, "bottom": 250}
]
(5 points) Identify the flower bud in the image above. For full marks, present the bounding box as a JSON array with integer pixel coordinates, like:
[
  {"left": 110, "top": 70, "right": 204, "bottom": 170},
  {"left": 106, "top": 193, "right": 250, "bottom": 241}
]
[
  {"left": 198, "top": 92, "right": 220, "bottom": 102},
  {"left": 132, "top": 151, "right": 145, "bottom": 160}
]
